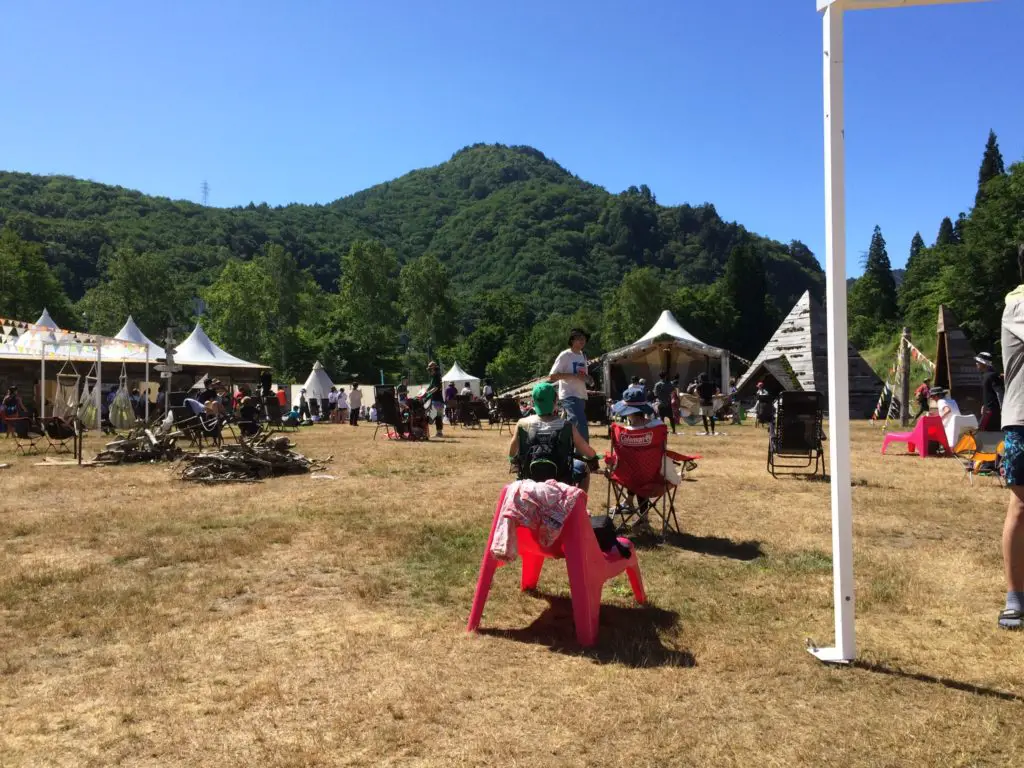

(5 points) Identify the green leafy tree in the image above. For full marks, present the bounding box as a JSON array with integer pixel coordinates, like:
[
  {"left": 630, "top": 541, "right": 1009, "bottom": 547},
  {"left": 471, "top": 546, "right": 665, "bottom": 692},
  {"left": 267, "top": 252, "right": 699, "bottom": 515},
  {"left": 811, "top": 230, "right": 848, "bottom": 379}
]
[
  {"left": 601, "top": 267, "right": 667, "bottom": 349},
  {"left": 977, "top": 129, "right": 1006, "bottom": 206},
  {"left": 720, "top": 243, "right": 769, "bottom": 359},
  {"left": 337, "top": 240, "right": 399, "bottom": 376},
  {"left": 936, "top": 217, "right": 957, "bottom": 247},
  {"left": 0, "top": 228, "right": 75, "bottom": 325},
  {"left": 848, "top": 226, "right": 899, "bottom": 347},
  {"left": 398, "top": 254, "right": 457, "bottom": 360},
  {"left": 76, "top": 248, "right": 185, "bottom": 336}
]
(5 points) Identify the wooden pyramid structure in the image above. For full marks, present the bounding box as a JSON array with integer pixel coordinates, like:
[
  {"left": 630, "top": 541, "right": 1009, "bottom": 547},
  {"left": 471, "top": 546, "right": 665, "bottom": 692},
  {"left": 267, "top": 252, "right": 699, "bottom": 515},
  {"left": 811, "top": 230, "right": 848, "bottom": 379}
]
[
  {"left": 735, "top": 291, "right": 883, "bottom": 417},
  {"left": 933, "top": 305, "right": 981, "bottom": 416}
]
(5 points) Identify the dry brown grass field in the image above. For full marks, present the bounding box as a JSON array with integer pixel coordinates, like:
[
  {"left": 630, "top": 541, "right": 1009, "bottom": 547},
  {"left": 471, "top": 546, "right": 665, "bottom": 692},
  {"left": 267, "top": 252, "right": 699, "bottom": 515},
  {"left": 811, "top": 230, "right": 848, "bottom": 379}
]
[{"left": 1, "top": 417, "right": 1023, "bottom": 767}]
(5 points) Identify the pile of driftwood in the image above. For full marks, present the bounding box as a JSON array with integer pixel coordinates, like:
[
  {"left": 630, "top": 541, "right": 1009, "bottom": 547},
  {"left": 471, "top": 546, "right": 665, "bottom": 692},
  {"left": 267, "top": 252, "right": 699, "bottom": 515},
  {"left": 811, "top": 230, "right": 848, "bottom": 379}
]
[
  {"left": 94, "top": 426, "right": 185, "bottom": 465},
  {"left": 179, "top": 434, "right": 329, "bottom": 483}
]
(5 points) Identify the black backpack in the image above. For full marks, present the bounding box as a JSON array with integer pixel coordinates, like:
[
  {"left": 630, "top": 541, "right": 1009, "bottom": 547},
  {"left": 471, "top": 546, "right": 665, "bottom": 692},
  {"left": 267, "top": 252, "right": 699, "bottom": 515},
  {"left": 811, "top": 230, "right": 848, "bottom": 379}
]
[{"left": 518, "top": 424, "right": 574, "bottom": 484}]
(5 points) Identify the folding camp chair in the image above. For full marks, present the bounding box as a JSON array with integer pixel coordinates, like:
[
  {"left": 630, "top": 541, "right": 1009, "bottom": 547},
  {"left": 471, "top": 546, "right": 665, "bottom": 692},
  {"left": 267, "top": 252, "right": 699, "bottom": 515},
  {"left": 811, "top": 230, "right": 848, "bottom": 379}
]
[
  {"left": 7, "top": 415, "right": 41, "bottom": 455},
  {"left": 952, "top": 430, "right": 1005, "bottom": 486},
  {"left": 604, "top": 423, "right": 692, "bottom": 536},
  {"left": 373, "top": 386, "right": 426, "bottom": 440},
  {"left": 39, "top": 416, "right": 77, "bottom": 455},
  {"left": 262, "top": 396, "right": 295, "bottom": 433},
  {"left": 495, "top": 397, "right": 522, "bottom": 435},
  {"left": 455, "top": 394, "right": 482, "bottom": 429},
  {"left": 767, "top": 391, "right": 826, "bottom": 478}
]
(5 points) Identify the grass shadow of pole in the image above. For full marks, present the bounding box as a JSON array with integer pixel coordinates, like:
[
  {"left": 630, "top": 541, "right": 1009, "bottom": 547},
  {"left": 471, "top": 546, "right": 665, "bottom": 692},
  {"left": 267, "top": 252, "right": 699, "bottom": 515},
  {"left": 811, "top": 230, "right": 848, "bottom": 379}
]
[
  {"left": 852, "top": 660, "right": 1024, "bottom": 703},
  {"left": 477, "top": 592, "right": 695, "bottom": 669}
]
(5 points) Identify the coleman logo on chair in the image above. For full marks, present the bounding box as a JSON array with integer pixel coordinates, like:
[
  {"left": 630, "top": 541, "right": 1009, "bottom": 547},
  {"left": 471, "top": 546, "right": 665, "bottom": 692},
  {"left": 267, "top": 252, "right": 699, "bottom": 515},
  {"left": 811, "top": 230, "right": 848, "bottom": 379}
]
[{"left": 619, "top": 431, "right": 654, "bottom": 448}]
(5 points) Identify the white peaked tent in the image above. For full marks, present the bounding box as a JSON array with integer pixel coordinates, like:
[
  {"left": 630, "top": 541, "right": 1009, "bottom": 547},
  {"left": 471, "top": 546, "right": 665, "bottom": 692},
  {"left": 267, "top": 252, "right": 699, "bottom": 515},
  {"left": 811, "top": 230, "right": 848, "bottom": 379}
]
[
  {"left": 174, "top": 323, "right": 262, "bottom": 369},
  {"left": 442, "top": 361, "right": 480, "bottom": 396},
  {"left": 35, "top": 308, "right": 58, "bottom": 329},
  {"left": 303, "top": 360, "right": 334, "bottom": 401},
  {"left": 115, "top": 316, "right": 165, "bottom": 360},
  {"left": 601, "top": 310, "right": 731, "bottom": 398}
]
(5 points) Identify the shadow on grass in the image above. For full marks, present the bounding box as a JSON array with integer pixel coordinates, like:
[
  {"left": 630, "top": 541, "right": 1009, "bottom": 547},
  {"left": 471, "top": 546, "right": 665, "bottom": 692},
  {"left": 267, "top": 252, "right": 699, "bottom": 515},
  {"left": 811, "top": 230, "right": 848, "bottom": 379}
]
[
  {"left": 853, "top": 661, "right": 1024, "bottom": 703},
  {"left": 478, "top": 592, "right": 695, "bottom": 669},
  {"left": 629, "top": 530, "right": 764, "bottom": 561}
]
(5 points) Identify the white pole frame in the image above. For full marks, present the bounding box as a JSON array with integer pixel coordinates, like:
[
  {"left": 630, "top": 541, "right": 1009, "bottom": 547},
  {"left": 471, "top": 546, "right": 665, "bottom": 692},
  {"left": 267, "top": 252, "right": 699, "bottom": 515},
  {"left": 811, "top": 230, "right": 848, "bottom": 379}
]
[{"left": 812, "top": 0, "right": 989, "bottom": 664}]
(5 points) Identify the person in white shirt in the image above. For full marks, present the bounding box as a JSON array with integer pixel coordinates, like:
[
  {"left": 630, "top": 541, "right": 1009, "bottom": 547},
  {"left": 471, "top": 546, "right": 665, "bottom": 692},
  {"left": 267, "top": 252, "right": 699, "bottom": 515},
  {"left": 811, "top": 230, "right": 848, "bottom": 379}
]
[
  {"left": 336, "top": 387, "right": 349, "bottom": 424},
  {"left": 460, "top": 382, "right": 473, "bottom": 397},
  {"left": 328, "top": 386, "right": 339, "bottom": 423},
  {"left": 348, "top": 385, "right": 362, "bottom": 426},
  {"left": 548, "top": 328, "right": 591, "bottom": 441}
]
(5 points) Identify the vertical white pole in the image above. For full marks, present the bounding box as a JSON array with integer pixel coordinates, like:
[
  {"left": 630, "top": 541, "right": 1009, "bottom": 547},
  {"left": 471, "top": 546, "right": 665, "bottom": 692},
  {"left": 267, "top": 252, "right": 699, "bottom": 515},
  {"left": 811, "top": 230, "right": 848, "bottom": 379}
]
[
  {"left": 721, "top": 352, "right": 731, "bottom": 398},
  {"left": 145, "top": 349, "right": 150, "bottom": 422},
  {"left": 96, "top": 340, "right": 103, "bottom": 431},
  {"left": 811, "top": 0, "right": 856, "bottom": 664},
  {"left": 40, "top": 343, "right": 46, "bottom": 419}
]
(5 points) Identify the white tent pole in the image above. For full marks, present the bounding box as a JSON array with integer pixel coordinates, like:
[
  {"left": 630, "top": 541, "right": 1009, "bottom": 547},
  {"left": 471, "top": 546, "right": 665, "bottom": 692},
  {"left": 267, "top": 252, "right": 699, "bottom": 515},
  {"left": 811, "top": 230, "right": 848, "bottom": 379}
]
[
  {"left": 721, "top": 352, "right": 731, "bottom": 397},
  {"left": 145, "top": 348, "right": 150, "bottom": 422},
  {"left": 40, "top": 342, "right": 46, "bottom": 419},
  {"left": 811, "top": 0, "right": 856, "bottom": 665},
  {"left": 96, "top": 339, "right": 103, "bottom": 431}
]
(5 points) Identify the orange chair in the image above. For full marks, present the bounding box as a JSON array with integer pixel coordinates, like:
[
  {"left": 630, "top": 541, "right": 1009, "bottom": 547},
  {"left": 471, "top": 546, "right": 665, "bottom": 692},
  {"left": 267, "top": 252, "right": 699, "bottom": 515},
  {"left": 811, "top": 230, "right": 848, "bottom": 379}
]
[
  {"left": 467, "top": 485, "right": 646, "bottom": 647},
  {"left": 881, "top": 414, "right": 951, "bottom": 458}
]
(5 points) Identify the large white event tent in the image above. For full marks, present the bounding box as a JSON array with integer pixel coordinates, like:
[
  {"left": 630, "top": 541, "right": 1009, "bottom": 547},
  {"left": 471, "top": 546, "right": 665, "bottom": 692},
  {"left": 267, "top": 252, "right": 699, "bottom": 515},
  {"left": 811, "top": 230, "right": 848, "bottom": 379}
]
[
  {"left": 0, "top": 308, "right": 152, "bottom": 428},
  {"left": 812, "top": 0, "right": 988, "bottom": 664},
  {"left": 441, "top": 361, "right": 480, "bottom": 396},
  {"left": 601, "top": 310, "right": 730, "bottom": 398},
  {"left": 115, "top": 316, "right": 165, "bottom": 360},
  {"left": 302, "top": 360, "right": 334, "bottom": 401},
  {"left": 173, "top": 323, "right": 264, "bottom": 370}
]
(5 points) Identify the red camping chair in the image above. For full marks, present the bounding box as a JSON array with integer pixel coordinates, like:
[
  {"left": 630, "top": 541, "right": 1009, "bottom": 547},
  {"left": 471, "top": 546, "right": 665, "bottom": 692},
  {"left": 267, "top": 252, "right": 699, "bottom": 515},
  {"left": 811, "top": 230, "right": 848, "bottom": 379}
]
[
  {"left": 604, "top": 423, "right": 697, "bottom": 536},
  {"left": 467, "top": 485, "right": 646, "bottom": 647}
]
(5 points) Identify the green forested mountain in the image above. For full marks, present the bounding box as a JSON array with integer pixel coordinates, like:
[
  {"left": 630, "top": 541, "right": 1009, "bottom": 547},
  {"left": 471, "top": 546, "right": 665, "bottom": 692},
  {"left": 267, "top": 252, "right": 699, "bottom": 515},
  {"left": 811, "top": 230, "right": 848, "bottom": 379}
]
[{"left": 0, "top": 143, "right": 824, "bottom": 383}]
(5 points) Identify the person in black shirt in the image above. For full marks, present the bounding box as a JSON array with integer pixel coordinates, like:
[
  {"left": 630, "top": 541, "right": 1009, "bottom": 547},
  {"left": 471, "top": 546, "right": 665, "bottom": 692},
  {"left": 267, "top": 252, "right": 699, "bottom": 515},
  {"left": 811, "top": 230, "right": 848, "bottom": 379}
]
[
  {"left": 259, "top": 369, "right": 273, "bottom": 397},
  {"left": 696, "top": 373, "right": 717, "bottom": 436},
  {"left": 422, "top": 361, "right": 445, "bottom": 437},
  {"left": 653, "top": 371, "right": 677, "bottom": 435},
  {"left": 977, "top": 352, "right": 1003, "bottom": 431}
]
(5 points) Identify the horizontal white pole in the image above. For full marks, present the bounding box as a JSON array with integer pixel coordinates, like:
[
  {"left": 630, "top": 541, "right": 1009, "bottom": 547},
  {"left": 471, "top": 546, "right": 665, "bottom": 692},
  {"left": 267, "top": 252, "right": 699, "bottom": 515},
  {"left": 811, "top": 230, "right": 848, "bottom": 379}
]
[{"left": 819, "top": 0, "right": 989, "bottom": 10}]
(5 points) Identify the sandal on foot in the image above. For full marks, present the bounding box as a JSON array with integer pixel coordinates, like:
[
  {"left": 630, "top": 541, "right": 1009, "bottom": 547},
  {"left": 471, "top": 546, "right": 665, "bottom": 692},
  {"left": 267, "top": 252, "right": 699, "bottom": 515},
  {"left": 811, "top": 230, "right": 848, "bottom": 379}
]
[{"left": 998, "top": 608, "right": 1023, "bottom": 630}]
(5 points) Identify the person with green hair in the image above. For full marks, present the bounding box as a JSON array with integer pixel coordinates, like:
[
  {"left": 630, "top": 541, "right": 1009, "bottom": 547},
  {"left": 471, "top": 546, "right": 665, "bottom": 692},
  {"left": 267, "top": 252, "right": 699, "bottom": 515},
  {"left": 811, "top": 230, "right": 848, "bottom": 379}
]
[{"left": 507, "top": 381, "right": 598, "bottom": 492}]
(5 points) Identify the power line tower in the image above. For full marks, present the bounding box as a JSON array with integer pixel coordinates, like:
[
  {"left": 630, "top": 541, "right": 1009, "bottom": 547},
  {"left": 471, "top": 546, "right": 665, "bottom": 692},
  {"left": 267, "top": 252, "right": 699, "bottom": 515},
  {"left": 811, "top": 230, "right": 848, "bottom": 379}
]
[{"left": 200, "top": 180, "right": 210, "bottom": 206}]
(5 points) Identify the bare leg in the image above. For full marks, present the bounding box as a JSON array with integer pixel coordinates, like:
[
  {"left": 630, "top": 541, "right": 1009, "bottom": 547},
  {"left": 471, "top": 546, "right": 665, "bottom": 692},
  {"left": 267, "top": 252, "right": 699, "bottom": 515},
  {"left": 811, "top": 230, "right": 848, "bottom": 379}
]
[{"left": 1005, "top": 487, "right": 1024, "bottom": 593}]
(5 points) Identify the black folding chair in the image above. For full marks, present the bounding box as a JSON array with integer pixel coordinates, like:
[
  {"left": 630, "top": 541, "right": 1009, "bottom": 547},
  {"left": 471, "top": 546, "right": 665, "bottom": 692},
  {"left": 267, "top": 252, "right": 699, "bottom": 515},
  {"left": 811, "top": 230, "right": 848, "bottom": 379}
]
[
  {"left": 767, "top": 391, "right": 826, "bottom": 478},
  {"left": 263, "top": 396, "right": 296, "bottom": 433},
  {"left": 7, "top": 415, "right": 41, "bottom": 455},
  {"left": 495, "top": 397, "right": 522, "bottom": 435},
  {"left": 585, "top": 393, "right": 610, "bottom": 426},
  {"left": 374, "top": 386, "right": 413, "bottom": 440},
  {"left": 40, "top": 416, "right": 77, "bottom": 454},
  {"left": 455, "top": 394, "right": 482, "bottom": 428}
]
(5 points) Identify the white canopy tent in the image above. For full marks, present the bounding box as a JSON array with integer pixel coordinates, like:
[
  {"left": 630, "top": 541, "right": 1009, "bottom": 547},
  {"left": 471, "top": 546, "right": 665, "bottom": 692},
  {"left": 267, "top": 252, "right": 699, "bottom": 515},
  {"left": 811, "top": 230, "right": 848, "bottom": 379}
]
[
  {"left": 811, "top": 0, "right": 989, "bottom": 664},
  {"left": 601, "top": 310, "right": 731, "bottom": 398},
  {"left": 115, "top": 316, "right": 165, "bottom": 360},
  {"left": 303, "top": 360, "right": 334, "bottom": 401},
  {"left": 35, "top": 308, "right": 58, "bottom": 329},
  {"left": 0, "top": 314, "right": 151, "bottom": 427},
  {"left": 441, "top": 361, "right": 481, "bottom": 396},
  {"left": 173, "top": 323, "right": 262, "bottom": 369}
]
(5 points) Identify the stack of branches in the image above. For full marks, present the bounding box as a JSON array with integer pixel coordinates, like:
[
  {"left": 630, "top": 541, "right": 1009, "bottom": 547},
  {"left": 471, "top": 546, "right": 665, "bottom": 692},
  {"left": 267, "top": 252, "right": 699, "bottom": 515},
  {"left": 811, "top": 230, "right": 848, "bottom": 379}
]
[
  {"left": 179, "top": 433, "right": 330, "bottom": 484},
  {"left": 94, "top": 425, "right": 185, "bottom": 465}
]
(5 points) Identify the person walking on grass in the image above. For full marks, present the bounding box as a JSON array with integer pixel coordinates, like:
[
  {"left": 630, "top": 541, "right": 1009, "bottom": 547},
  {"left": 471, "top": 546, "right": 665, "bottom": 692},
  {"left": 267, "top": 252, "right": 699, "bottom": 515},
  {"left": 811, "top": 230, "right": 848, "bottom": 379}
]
[
  {"left": 694, "top": 373, "right": 717, "bottom": 435},
  {"left": 423, "top": 361, "right": 445, "bottom": 438},
  {"left": 977, "top": 352, "right": 1003, "bottom": 431},
  {"left": 348, "top": 384, "right": 362, "bottom": 427},
  {"left": 654, "top": 370, "right": 677, "bottom": 435},
  {"left": 998, "top": 246, "right": 1024, "bottom": 631},
  {"left": 548, "top": 328, "right": 591, "bottom": 442},
  {"left": 913, "top": 378, "right": 931, "bottom": 423}
]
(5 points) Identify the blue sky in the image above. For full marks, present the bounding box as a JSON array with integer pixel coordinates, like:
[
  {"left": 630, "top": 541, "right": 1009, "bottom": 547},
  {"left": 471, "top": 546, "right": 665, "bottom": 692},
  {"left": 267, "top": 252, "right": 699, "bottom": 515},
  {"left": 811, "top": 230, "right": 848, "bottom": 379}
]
[{"left": 3, "top": 0, "right": 1021, "bottom": 275}]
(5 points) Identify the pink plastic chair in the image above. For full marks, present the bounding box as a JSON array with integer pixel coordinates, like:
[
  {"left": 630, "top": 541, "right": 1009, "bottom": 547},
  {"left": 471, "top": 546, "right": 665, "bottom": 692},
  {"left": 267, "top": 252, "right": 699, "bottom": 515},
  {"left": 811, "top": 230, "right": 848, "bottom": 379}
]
[
  {"left": 467, "top": 485, "right": 646, "bottom": 647},
  {"left": 881, "top": 414, "right": 952, "bottom": 458}
]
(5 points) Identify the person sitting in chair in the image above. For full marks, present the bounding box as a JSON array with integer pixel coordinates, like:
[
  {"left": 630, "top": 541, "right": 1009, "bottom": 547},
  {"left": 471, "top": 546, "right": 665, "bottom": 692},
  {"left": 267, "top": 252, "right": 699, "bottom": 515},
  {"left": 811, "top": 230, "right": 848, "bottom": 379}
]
[{"left": 507, "top": 382, "right": 598, "bottom": 493}]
